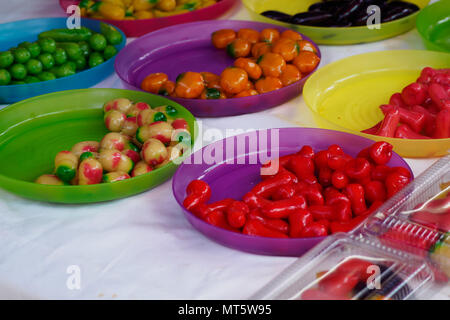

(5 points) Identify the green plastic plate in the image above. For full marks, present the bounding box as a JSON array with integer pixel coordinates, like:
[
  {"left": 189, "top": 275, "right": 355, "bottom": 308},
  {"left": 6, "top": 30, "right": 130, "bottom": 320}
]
[
  {"left": 416, "top": 0, "right": 450, "bottom": 52},
  {"left": 0, "top": 88, "right": 197, "bottom": 203}
]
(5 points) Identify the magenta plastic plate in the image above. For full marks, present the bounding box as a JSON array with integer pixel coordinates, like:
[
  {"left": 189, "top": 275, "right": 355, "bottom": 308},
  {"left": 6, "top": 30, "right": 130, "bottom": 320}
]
[
  {"left": 59, "top": 0, "right": 238, "bottom": 37},
  {"left": 172, "top": 128, "right": 413, "bottom": 256},
  {"left": 115, "top": 20, "right": 321, "bottom": 117}
]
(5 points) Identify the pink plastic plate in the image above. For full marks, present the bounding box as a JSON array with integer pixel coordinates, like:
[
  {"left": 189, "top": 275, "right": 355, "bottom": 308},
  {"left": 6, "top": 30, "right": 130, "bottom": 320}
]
[
  {"left": 115, "top": 20, "right": 321, "bottom": 117},
  {"left": 59, "top": 0, "right": 237, "bottom": 37},
  {"left": 172, "top": 128, "right": 413, "bottom": 256}
]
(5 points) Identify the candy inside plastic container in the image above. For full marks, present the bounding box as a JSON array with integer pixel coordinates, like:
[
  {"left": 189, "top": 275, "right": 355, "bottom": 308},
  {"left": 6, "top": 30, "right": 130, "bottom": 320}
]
[
  {"left": 250, "top": 156, "right": 450, "bottom": 299},
  {"left": 250, "top": 234, "right": 436, "bottom": 300}
]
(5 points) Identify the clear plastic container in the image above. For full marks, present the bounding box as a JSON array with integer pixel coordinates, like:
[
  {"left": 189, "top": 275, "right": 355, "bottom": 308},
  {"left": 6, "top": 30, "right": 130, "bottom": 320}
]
[
  {"left": 251, "top": 234, "right": 437, "bottom": 300},
  {"left": 251, "top": 155, "right": 450, "bottom": 300}
]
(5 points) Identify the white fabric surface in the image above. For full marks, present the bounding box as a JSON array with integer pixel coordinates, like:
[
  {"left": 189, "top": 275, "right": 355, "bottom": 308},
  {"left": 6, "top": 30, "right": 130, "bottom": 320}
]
[{"left": 0, "top": 0, "right": 448, "bottom": 299}]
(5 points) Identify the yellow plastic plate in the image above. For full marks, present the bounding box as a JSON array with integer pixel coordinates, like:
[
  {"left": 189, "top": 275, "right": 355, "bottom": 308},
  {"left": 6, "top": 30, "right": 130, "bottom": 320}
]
[
  {"left": 242, "top": 0, "right": 430, "bottom": 45},
  {"left": 303, "top": 50, "right": 450, "bottom": 158}
]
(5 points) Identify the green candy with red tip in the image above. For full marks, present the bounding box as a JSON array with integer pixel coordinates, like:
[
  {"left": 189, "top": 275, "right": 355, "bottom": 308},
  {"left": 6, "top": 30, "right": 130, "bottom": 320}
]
[
  {"left": 79, "top": 151, "right": 95, "bottom": 162},
  {"left": 102, "top": 171, "right": 131, "bottom": 183},
  {"left": 54, "top": 151, "right": 78, "bottom": 183},
  {"left": 126, "top": 141, "right": 139, "bottom": 152},
  {"left": 153, "top": 111, "right": 167, "bottom": 122}
]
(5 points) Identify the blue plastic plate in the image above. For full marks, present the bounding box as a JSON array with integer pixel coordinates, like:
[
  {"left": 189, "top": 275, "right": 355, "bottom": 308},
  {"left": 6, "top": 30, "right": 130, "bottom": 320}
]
[{"left": 0, "top": 17, "right": 126, "bottom": 103}]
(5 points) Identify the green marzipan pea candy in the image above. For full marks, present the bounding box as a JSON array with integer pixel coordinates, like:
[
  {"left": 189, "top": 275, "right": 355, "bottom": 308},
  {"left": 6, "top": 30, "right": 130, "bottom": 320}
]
[
  {"left": 0, "top": 51, "right": 14, "bottom": 68},
  {"left": 9, "top": 63, "right": 27, "bottom": 80},
  {"left": 38, "top": 71, "right": 56, "bottom": 82},
  {"left": 0, "top": 69, "right": 11, "bottom": 85},
  {"left": 89, "top": 34, "right": 107, "bottom": 51},
  {"left": 13, "top": 47, "right": 31, "bottom": 64}
]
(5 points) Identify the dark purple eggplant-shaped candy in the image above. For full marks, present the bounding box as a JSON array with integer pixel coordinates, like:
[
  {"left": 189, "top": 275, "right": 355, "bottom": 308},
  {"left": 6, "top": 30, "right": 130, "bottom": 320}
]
[
  {"left": 386, "top": 0, "right": 420, "bottom": 11},
  {"left": 261, "top": 10, "right": 292, "bottom": 22},
  {"left": 381, "top": 6, "right": 416, "bottom": 22},
  {"left": 337, "top": 0, "right": 365, "bottom": 21},
  {"left": 290, "top": 11, "right": 335, "bottom": 26},
  {"left": 308, "top": 0, "right": 347, "bottom": 12}
]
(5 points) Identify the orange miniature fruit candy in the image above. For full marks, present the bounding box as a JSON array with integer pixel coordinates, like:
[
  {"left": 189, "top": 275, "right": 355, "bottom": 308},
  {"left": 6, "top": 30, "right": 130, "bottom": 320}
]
[
  {"left": 280, "top": 64, "right": 302, "bottom": 86},
  {"left": 234, "top": 89, "right": 259, "bottom": 98},
  {"left": 297, "top": 40, "right": 317, "bottom": 54},
  {"left": 257, "top": 52, "right": 286, "bottom": 78},
  {"left": 272, "top": 38, "right": 300, "bottom": 62},
  {"left": 234, "top": 57, "right": 262, "bottom": 80},
  {"left": 175, "top": 72, "right": 205, "bottom": 99},
  {"left": 260, "top": 28, "right": 280, "bottom": 43},
  {"left": 227, "top": 38, "right": 251, "bottom": 58},
  {"left": 237, "top": 28, "right": 260, "bottom": 44},
  {"left": 255, "top": 77, "right": 283, "bottom": 94},
  {"left": 293, "top": 51, "right": 320, "bottom": 74},
  {"left": 281, "top": 30, "right": 302, "bottom": 41},
  {"left": 245, "top": 80, "right": 254, "bottom": 90},
  {"left": 211, "top": 29, "right": 236, "bottom": 49},
  {"left": 220, "top": 67, "right": 249, "bottom": 95},
  {"left": 252, "top": 42, "right": 271, "bottom": 58},
  {"left": 207, "top": 80, "right": 222, "bottom": 90},
  {"left": 158, "top": 80, "right": 175, "bottom": 96},
  {"left": 141, "top": 73, "right": 168, "bottom": 94},
  {"left": 200, "top": 72, "right": 220, "bottom": 85}
]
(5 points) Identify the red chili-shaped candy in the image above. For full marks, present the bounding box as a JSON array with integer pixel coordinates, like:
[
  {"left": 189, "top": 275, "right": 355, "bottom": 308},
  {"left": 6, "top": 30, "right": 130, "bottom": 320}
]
[
  {"left": 183, "top": 180, "right": 212, "bottom": 211},
  {"left": 344, "top": 184, "right": 367, "bottom": 216},
  {"left": 318, "top": 167, "right": 332, "bottom": 187},
  {"left": 309, "top": 205, "right": 334, "bottom": 221},
  {"left": 389, "top": 92, "right": 407, "bottom": 109},
  {"left": 331, "top": 171, "right": 349, "bottom": 190},
  {"left": 205, "top": 210, "right": 238, "bottom": 232},
  {"left": 401, "top": 82, "right": 427, "bottom": 106},
  {"left": 433, "top": 109, "right": 450, "bottom": 139},
  {"left": 328, "top": 144, "right": 344, "bottom": 156},
  {"left": 251, "top": 171, "right": 294, "bottom": 198},
  {"left": 242, "top": 191, "right": 271, "bottom": 209},
  {"left": 428, "top": 83, "right": 449, "bottom": 110},
  {"left": 376, "top": 108, "right": 400, "bottom": 137},
  {"left": 271, "top": 183, "right": 296, "bottom": 200},
  {"left": 364, "top": 180, "right": 387, "bottom": 204},
  {"left": 411, "top": 105, "right": 436, "bottom": 137},
  {"left": 328, "top": 154, "right": 352, "bottom": 171},
  {"left": 249, "top": 208, "right": 289, "bottom": 234},
  {"left": 243, "top": 219, "right": 288, "bottom": 238},
  {"left": 297, "top": 145, "right": 315, "bottom": 158},
  {"left": 344, "top": 158, "right": 371, "bottom": 181},
  {"left": 314, "top": 150, "right": 330, "bottom": 170},
  {"left": 395, "top": 124, "right": 430, "bottom": 139},
  {"left": 332, "top": 200, "right": 352, "bottom": 222},
  {"left": 297, "top": 185, "right": 324, "bottom": 206},
  {"left": 301, "top": 222, "right": 328, "bottom": 237},
  {"left": 361, "top": 121, "right": 381, "bottom": 135},
  {"left": 226, "top": 201, "right": 249, "bottom": 228},
  {"left": 288, "top": 209, "right": 313, "bottom": 238},
  {"left": 371, "top": 165, "right": 391, "bottom": 182},
  {"left": 369, "top": 141, "right": 393, "bottom": 165},
  {"left": 300, "top": 288, "right": 349, "bottom": 300},
  {"left": 208, "top": 198, "right": 234, "bottom": 212},
  {"left": 385, "top": 172, "right": 410, "bottom": 198},
  {"left": 356, "top": 147, "right": 371, "bottom": 161},
  {"left": 261, "top": 195, "right": 307, "bottom": 219},
  {"left": 325, "top": 187, "right": 350, "bottom": 205},
  {"left": 288, "top": 155, "right": 315, "bottom": 182},
  {"left": 380, "top": 104, "right": 425, "bottom": 133}
]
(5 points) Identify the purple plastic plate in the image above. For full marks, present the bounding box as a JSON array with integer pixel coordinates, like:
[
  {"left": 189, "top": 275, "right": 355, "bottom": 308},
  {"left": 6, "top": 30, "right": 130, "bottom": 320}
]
[
  {"left": 115, "top": 20, "right": 321, "bottom": 118},
  {"left": 172, "top": 128, "right": 413, "bottom": 256}
]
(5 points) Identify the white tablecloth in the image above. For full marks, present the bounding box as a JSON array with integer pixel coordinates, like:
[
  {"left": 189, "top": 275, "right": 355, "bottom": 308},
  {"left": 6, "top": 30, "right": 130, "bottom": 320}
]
[{"left": 0, "top": 0, "right": 448, "bottom": 299}]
